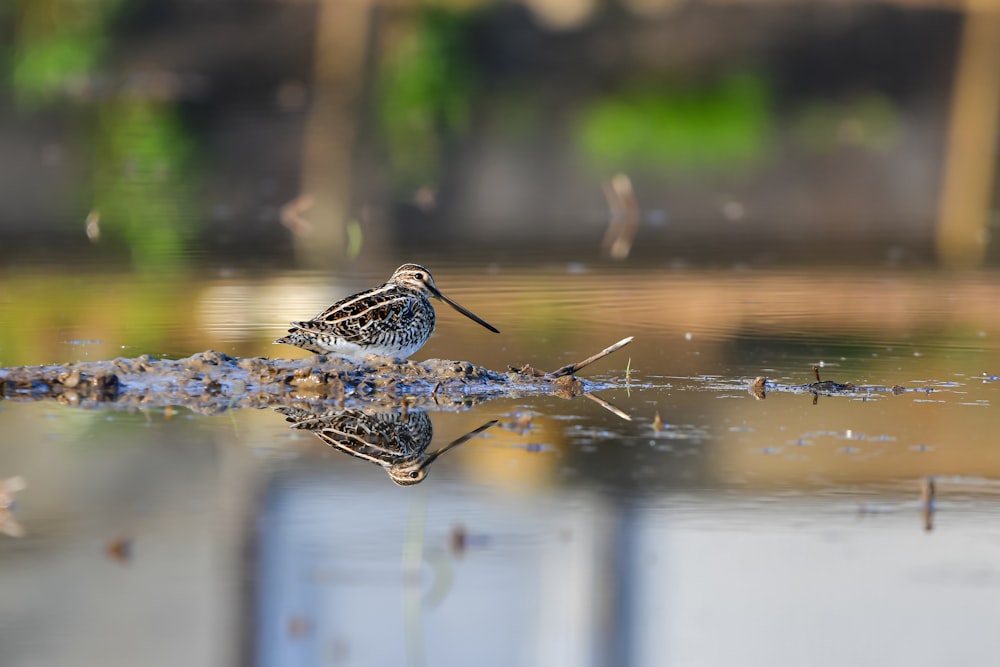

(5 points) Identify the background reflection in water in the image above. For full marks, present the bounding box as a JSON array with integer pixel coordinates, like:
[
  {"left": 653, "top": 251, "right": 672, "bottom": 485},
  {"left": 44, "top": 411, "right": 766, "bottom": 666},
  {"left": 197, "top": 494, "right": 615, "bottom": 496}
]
[{"left": 0, "top": 265, "right": 998, "bottom": 667}]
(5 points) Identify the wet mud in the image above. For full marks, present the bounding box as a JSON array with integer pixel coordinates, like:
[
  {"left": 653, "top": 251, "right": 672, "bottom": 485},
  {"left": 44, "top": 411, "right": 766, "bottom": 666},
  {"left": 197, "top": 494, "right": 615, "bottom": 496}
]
[
  {"left": 749, "top": 365, "right": 913, "bottom": 400},
  {"left": 0, "top": 350, "right": 601, "bottom": 414},
  {"left": 0, "top": 347, "right": 921, "bottom": 415}
]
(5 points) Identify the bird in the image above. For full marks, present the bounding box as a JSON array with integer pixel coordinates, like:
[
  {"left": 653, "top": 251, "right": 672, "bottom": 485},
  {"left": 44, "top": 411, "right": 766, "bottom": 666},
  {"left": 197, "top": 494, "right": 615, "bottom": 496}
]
[
  {"left": 274, "top": 263, "right": 499, "bottom": 358},
  {"left": 276, "top": 406, "right": 497, "bottom": 486}
]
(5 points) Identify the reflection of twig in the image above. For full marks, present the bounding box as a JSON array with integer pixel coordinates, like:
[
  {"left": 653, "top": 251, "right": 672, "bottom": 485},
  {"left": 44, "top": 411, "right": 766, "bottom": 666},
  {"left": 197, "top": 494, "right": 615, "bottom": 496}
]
[
  {"left": 583, "top": 392, "right": 632, "bottom": 421},
  {"left": 549, "top": 336, "right": 634, "bottom": 378},
  {"left": 624, "top": 357, "right": 633, "bottom": 397},
  {"left": 601, "top": 174, "right": 640, "bottom": 260},
  {"left": 921, "top": 476, "right": 936, "bottom": 532},
  {"left": 279, "top": 194, "right": 314, "bottom": 236}
]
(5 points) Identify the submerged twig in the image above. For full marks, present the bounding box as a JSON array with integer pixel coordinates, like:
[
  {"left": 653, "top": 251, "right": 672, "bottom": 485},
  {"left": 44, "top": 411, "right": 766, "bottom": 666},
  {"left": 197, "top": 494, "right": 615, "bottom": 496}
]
[{"left": 549, "top": 336, "right": 634, "bottom": 378}]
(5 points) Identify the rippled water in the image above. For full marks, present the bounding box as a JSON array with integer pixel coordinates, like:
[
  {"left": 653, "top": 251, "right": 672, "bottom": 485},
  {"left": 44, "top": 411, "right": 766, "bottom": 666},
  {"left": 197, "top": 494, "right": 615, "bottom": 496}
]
[{"left": 1, "top": 261, "right": 999, "bottom": 666}]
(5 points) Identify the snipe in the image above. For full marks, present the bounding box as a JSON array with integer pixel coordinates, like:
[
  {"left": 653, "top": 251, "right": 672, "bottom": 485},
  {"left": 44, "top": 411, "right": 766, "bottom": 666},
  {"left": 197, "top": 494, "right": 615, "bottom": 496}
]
[{"left": 274, "top": 263, "right": 499, "bottom": 358}]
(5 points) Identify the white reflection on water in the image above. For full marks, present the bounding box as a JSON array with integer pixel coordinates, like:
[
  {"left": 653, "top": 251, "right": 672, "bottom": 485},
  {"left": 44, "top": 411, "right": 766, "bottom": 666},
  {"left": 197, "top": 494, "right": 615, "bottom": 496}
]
[
  {"left": 633, "top": 494, "right": 1000, "bottom": 666},
  {"left": 0, "top": 383, "right": 997, "bottom": 666},
  {"left": 256, "top": 476, "right": 1000, "bottom": 667}
]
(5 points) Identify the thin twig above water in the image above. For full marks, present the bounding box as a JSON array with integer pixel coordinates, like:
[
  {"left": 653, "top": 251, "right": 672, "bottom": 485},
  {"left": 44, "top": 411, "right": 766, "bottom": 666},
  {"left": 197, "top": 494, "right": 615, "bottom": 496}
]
[{"left": 548, "top": 336, "right": 634, "bottom": 378}]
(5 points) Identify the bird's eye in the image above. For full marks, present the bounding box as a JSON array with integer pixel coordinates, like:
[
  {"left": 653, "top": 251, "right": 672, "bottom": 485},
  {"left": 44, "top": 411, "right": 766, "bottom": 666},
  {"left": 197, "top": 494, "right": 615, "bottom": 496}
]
[
  {"left": 414, "top": 272, "right": 424, "bottom": 281},
  {"left": 409, "top": 471, "right": 419, "bottom": 479}
]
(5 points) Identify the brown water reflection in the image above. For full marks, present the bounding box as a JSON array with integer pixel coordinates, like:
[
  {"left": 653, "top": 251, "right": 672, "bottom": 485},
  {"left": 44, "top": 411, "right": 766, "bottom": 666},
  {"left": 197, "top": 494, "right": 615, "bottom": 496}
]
[
  {"left": 1, "top": 263, "right": 998, "bottom": 493},
  {"left": 2, "top": 266, "right": 998, "bottom": 378},
  {"left": 0, "top": 263, "right": 999, "bottom": 666}
]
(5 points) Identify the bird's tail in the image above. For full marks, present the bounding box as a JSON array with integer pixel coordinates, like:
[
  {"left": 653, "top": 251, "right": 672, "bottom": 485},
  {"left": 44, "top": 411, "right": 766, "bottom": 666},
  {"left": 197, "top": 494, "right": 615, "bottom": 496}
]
[{"left": 273, "top": 333, "right": 293, "bottom": 345}]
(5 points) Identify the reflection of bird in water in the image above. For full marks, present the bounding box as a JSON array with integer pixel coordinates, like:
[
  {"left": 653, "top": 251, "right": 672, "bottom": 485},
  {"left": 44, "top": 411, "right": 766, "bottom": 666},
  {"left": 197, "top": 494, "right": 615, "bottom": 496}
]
[
  {"left": 274, "top": 264, "right": 499, "bottom": 358},
  {"left": 277, "top": 407, "right": 497, "bottom": 486}
]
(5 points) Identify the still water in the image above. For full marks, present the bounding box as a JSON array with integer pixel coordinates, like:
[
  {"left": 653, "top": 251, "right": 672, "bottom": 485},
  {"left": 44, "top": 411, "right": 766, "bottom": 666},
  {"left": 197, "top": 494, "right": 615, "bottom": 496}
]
[{"left": 1, "top": 261, "right": 999, "bottom": 666}]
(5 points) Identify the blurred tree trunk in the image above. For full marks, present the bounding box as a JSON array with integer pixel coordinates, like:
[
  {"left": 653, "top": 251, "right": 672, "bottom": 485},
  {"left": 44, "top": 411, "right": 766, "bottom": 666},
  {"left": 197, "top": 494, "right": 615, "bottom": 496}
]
[
  {"left": 297, "top": 0, "right": 371, "bottom": 266},
  {"left": 936, "top": 9, "right": 1000, "bottom": 268}
]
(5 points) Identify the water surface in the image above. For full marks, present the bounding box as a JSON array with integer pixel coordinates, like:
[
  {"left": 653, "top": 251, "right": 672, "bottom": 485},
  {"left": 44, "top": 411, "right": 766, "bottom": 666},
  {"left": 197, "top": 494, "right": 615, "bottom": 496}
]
[{"left": 0, "top": 262, "right": 998, "bottom": 666}]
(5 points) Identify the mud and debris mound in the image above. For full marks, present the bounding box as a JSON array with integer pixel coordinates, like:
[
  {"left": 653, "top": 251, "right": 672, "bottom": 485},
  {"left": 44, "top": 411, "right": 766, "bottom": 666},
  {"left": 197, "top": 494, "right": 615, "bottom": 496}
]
[
  {"left": 748, "top": 364, "right": 912, "bottom": 400},
  {"left": 0, "top": 350, "right": 605, "bottom": 414}
]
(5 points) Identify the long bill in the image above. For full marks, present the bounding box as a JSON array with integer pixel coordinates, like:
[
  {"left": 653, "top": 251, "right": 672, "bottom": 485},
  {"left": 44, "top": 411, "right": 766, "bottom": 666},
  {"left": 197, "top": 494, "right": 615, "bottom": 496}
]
[
  {"left": 419, "top": 420, "right": 499, "bottom": 469},
  {"left": 431, "top": 287, "right": 501, "bottom": 333}
]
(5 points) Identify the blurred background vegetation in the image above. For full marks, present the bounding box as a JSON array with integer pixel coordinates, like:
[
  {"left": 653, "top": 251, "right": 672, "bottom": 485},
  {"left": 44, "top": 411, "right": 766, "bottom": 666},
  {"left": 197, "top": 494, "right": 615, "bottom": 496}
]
[{"left": 0, "top": 0, "right": 997, "bottom": 270}]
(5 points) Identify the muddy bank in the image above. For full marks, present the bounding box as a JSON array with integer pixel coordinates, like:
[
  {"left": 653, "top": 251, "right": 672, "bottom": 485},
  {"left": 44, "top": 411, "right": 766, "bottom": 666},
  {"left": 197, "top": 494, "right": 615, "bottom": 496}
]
[
  {"left": 0, "top": 350, "right": 599, "bottom": 413},
  {"left": 0, "top": 346, "right": 920, "bottom": 415}
]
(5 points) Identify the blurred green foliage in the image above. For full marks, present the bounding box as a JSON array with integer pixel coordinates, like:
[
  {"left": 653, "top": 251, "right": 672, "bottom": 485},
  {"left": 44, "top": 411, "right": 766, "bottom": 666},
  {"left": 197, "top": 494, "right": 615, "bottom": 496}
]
[
  {"left": 10, "top": 0, "right": 196, "bottom": 272},
  {"left": 576, "top": 71, "right": 771, "bottom": 172},
  {"left": 376, "top": 8, "right": 478, "bottom": 192},
  {"left": 11, "top": 0, "right": 123, "bottom": 108},
  {"left": 92, "top": 99, "right": 196, "bottom": 271},
  {"left": 0, "top": 273, "right": 188, "bottom": 365}
]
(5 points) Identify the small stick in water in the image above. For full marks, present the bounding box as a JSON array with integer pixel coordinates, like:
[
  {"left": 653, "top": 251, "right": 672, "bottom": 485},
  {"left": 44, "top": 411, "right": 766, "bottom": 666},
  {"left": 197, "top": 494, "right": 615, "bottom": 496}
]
[
  {"left": 921, "top": 476, "right": 936, "bottom": 532},
  {"left": 549, "top": 336, "right": 634, "bottom": 378}
]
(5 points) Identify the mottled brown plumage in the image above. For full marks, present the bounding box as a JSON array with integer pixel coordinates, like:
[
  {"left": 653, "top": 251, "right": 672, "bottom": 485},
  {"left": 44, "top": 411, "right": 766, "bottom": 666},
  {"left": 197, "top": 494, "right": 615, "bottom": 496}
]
[{"left": 274, "top": 264, "right": 499, "bottom": 358}]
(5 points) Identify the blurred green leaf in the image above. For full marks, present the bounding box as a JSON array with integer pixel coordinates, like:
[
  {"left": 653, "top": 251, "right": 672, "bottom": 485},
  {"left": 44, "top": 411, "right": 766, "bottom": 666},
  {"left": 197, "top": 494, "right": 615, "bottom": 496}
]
[
  {"left": 11, "top": 0, "right": 124, "bottom": 107},
  {"left": 576, "top": 71, "right": 771, "bottom": 172},
  {"left": 92, "top": 99, "right": 197, "bottom": 271},
  {"left": 377, "top": 8, "right": 478, "bottom": 191}
]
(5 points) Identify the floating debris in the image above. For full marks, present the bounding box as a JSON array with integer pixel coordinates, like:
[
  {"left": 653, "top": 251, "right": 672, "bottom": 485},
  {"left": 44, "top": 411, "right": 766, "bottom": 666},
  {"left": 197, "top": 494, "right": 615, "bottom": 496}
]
[
  {"left": 450, "top": 523, "right": 467, "bottom": 557},
  {"left": 749, "top": 365, "right": 911, "bottom": 400},
  {"left": 507, "top": 412, "right": 534, "bottom": 434},
  {"left": 652, "top": 411, "right": 665, "bottom": 432},
  {"left": 449, "top": 522, "right": 491, "bottom": 557},
  {"left": 106, "top": 537, "right": 134, "bottom": 564}
]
